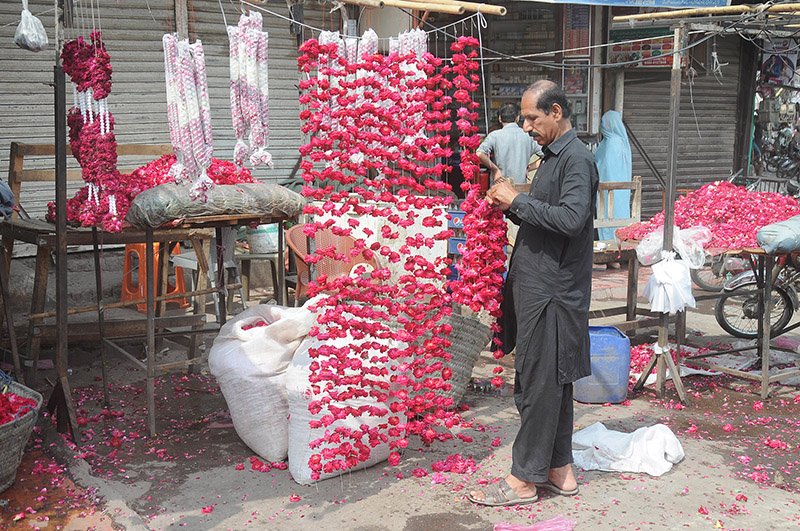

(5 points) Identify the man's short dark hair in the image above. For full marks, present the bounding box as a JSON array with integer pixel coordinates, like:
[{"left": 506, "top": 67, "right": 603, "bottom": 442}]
[
  {"left": 525, "top": 80, "right": 572, "bottom": 119},
  {"left": 498, "top": 102, "right": 519, "bottom": 124}
]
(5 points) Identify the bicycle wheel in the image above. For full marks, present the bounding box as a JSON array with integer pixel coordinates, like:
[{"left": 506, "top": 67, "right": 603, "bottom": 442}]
[
  {"left": 690, "top": 254, "right": 727, "bottom": 292},
  {"left": 714, "top": 282, "right": 793, "bottom": 339}
]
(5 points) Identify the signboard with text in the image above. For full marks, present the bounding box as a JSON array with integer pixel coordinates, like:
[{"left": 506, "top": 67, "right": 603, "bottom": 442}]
[{"left": 607, "top": 27, "right": 676, "bottom": 68}]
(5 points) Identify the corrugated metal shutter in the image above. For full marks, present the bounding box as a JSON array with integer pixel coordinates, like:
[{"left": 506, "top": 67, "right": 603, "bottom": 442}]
[
  {"left": 0, "top": 0, "right": 305, "bottom": 226},
  {"left": 623, "top": 36, "right": 741, "bottom": 218}
]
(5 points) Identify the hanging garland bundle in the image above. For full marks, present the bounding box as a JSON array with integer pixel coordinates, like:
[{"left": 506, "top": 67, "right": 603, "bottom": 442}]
[
  {"left": 446, "top": 38, "right": 508, "bottom": 348},
  {"left": 227, "top": 12, "right": 272, "bottom": 169},
  {"left": 162, "top": 34, "right": 215, "bottom": 201},
  {"left": 60, "top": 30, "right": 124, "bottom": 232},
  {"left": 297, "top": 32, "right": 506, "bottom": 481}
]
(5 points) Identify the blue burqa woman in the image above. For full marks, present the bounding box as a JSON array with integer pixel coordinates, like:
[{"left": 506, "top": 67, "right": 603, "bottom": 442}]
[{"left": 595, "top": 110, "right": 631, "bottom": 241}]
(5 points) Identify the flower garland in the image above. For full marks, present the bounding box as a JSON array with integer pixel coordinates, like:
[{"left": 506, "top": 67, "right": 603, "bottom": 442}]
[
  {"left": 297, "top": 33, "right": 506, "bottom": 480},
  {"left": 616, "top": 181, "right": 800, "bottom": 250},
  {"left": 61, "top": 30, "right": 123, "bottom": 232},
  {"left": 162, "top": 34, "right": 215, "bottom": 200},
  {"left": 227, "top": 12, "right": 272, "bottom": 168},
  {"left": 445, "top": 39, "right": 508, "bottom": 356}
]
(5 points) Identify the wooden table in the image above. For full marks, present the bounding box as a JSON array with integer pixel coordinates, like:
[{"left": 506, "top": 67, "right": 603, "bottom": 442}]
[
  {"left": 682, "top": 251, "right": 800, "bottom": 399},
  {"left": 1, "top": 213, "right": 291, "bottom": 437}
]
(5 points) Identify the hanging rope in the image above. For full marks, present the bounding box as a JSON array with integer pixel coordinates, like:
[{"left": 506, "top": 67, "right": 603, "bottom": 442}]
[{"left": 474, "top": 9, "right": 489, "bottom": 134}]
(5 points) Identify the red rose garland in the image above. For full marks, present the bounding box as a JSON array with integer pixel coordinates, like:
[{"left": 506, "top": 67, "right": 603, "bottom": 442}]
[{"left": 297, "top": 34, "right": 507, "bottom": 480}]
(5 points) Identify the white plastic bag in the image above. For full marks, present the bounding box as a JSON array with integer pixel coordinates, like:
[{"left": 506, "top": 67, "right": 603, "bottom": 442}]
[
  {"left": 14, "top": 0, "right": 48, "bottom": 53},
  {"left": 208, "top": 303, "right": 316, "bottom": 462},
  {"left": 636, "top": 227, "right": 664, "bottom": 266},
  {"left": 636, "top": 225, "right": 711, "bottom": 269},
  {"left": 673, "top": 225, "right": 712, "bottom": 270},
  {"left": 572, "top": 422, "right": 684, "bottom": 477},
  {"left": 642, "top": 251, "right": 695, "bottom": 314}
]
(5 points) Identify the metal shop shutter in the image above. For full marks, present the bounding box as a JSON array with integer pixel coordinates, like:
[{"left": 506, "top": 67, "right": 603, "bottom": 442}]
[{"left": 623, "top": 36, "right": 741, "bottom": 219}]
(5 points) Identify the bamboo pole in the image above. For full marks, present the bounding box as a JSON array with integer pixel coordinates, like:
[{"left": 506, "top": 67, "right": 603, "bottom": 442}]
[
  {"left": 400, "top": 0, "right": 506, "bottom": 16},
  {"left": 342, "top": 0, "right": 464, "bottom": 14},
  {"left": 343, "top": 0, "right": 385, "bottom": 8},
  {"left": 614, "top": 3, "right": 800, "bottom": 21}
]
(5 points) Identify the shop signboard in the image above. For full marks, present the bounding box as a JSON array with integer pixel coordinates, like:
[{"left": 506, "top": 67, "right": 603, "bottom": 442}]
[
  {"left": 607, "top": 26, "right": 677, "bottom": 68},
  {"left": 760, "top": 39, "right": 798, "bottom": 87}
]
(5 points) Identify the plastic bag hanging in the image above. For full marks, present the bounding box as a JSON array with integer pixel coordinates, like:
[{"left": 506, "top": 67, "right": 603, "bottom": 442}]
[{"left": 14, "top": 0, "right": 48, "bottom": 52}]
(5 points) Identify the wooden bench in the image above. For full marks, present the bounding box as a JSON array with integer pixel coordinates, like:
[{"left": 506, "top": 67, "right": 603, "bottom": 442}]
[{"left": 596, "top": 175, "right": 642, "bottom": 229}]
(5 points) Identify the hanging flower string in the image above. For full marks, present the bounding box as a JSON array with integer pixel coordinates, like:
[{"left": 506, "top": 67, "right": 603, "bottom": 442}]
[
  {"left": 162, "top": 34, "right": 215, "bottom": 201},
  {"left": 446, "top": 38, "right": 508, "bottom": 356},
  {"left": 227, "top": 12, "right": 272, "bottom": 169},
  {"left": 297, "top": 34, "right": 506, "bottom": 480},
  {"left": 60, "top": 30, "right": 123, "bottom": 232}
]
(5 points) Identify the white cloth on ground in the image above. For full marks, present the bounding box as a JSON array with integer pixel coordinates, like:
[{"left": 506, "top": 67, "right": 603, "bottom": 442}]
[{"left": 572, "top": 422, "right": 684, "bottom": 477}]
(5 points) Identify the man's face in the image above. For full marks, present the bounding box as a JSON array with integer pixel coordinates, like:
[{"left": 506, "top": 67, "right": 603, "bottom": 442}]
[{"left": 521, "top": 91, "right": 560, "bottom": 146}]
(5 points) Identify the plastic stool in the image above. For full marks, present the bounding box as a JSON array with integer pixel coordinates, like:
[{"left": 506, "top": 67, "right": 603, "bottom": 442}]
[{"left": 121, "top": 243, "right": 189, "bottom": 313}]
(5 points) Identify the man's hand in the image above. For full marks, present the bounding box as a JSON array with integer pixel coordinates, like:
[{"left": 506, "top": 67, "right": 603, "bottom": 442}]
[
  {"left": 486, "top": 179, "right": 519, "bottom": 211},
  {"left": 493, "top": 168, "right": 506, "bottom": 183}
]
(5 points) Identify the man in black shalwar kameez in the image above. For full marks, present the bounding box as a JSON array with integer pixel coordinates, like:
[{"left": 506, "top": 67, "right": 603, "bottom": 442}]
[{"left": 468, "top": 80, "right": 598, "bottom": 507}]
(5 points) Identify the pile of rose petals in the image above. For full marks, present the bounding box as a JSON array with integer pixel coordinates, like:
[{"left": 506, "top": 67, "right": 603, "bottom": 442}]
[{"left": 616, "top": 181, "right": 800, "bottom": 250}]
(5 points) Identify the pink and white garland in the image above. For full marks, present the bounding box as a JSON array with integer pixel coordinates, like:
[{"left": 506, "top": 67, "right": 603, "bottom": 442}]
[
  {"left": 297, "top": 34, "right": 507, "bottom": 480},
  {"left": 162, "top": 34, "right": 214, "bottom": 200},
  {"left": 228, "top": 12, "right": 272, "bottom": 169}
]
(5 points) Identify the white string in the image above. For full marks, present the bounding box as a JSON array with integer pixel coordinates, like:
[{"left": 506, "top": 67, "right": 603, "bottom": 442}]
[
  {"left": 475, "top": 10, "right": 490, "bottom": 134},
  {"left": 687, "top": 67, "right": 702, "bottom": 139}
]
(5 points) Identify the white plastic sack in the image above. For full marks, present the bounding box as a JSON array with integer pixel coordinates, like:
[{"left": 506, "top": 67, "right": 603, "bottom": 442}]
[
  {"left": 572, "top": 422, "right": 684, "bottom": 477},
  {"left": 286, "top": 321, "right": 405, "bottom": 485},
  {"left": 208, "top": 303, "right": 316, "bottom": 462},
  {"left": 642, "top": 251, "right": 695, "bottom": 314},
  {"left": 14, "top": 0, "right": 48, "bottom": 52},
  {"left": 757, "top": 214, "right": 800, "bottom": 254},
  {"left": 636, "top": 225, "right": 711, "bottom": 269}
]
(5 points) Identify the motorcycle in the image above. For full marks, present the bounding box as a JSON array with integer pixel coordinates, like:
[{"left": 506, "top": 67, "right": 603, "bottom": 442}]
[
  {"left": 714, "top": 255, "right": 800, "bottom": 339},
  {"left": 691, "top": 253, "right": 750, "bottom": 292}
]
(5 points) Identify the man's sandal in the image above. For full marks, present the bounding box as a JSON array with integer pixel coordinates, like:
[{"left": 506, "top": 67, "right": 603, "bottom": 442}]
[
  {"left": 466, "top": 478, "right": 539, "bottom": 507},
  {"left": 534, "top": 479, "right": 579, "bottom": 496}
]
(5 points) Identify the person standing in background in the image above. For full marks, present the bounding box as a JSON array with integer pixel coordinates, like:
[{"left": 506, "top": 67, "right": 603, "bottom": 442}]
[
  {"left": 477, "top": 102, "right": 544, "bottom": 185},
  {"left": 594, "top": 110, "right": 632, "bottom": 243}
]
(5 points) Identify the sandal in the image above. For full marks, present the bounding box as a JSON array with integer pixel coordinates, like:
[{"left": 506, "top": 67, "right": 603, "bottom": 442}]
[
  {"left": 467, "top": 478, "right": 539, "bottom": 507},
  {"left": 534, "top": 479, "right": 579, "bottom": 496}
]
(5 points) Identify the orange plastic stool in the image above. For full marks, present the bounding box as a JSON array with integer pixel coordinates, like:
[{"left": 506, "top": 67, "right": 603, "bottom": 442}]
[{"left": 121, "top": 243, "right": 189, "bottom": 313}]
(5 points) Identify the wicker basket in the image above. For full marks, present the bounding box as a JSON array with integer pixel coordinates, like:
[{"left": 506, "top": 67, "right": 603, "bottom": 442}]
[
  {"left": 410, "top": 312, "right": 493, "bottom": 406},
  {"left": 0, "top": 381, "right": 43, "bottom": 493}
]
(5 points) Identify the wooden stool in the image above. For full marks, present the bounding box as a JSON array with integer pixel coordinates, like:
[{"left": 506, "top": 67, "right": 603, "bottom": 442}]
[{"left": 121, "top": 243, "right": 189, "bottom": 313}]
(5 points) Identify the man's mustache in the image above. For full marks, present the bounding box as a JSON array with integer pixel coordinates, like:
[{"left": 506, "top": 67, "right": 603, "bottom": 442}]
[{"left": 529, "top": 131, "right": 540, "bottom": 138}]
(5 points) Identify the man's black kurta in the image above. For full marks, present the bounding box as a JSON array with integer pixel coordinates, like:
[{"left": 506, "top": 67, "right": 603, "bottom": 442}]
[{"left": 501, "top": 128, "right": 598, "bottom": 384}]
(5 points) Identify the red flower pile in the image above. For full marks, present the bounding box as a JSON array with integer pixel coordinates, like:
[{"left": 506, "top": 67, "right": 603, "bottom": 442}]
[
  {"left": 616, "top": 181, "right": 800, "bottom": 250},
  {"left": 0, "top": 391, "right": 38, "bottom": 426},
  {"left": 49, "top": 155, "right": 256, "bottom": 229},
  {"left": 297, "top": 34, "right": 507, "bottom": 480}
]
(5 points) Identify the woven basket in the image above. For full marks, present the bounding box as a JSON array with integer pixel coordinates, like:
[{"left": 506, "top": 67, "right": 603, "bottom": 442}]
[
  {"left": 410, "top": 312, "right": 493, "bottom": 406},
  {"left": 0, "top": 381, "right": 43, "bottom": 493}
]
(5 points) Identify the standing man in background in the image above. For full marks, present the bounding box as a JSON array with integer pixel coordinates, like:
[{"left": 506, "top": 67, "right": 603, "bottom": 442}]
[
  {"left": 477, "top": 102, "right": 544, "bottom": 185},
  {"left": 468, "top": 80, "right": 598, "bottom": 507}
]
